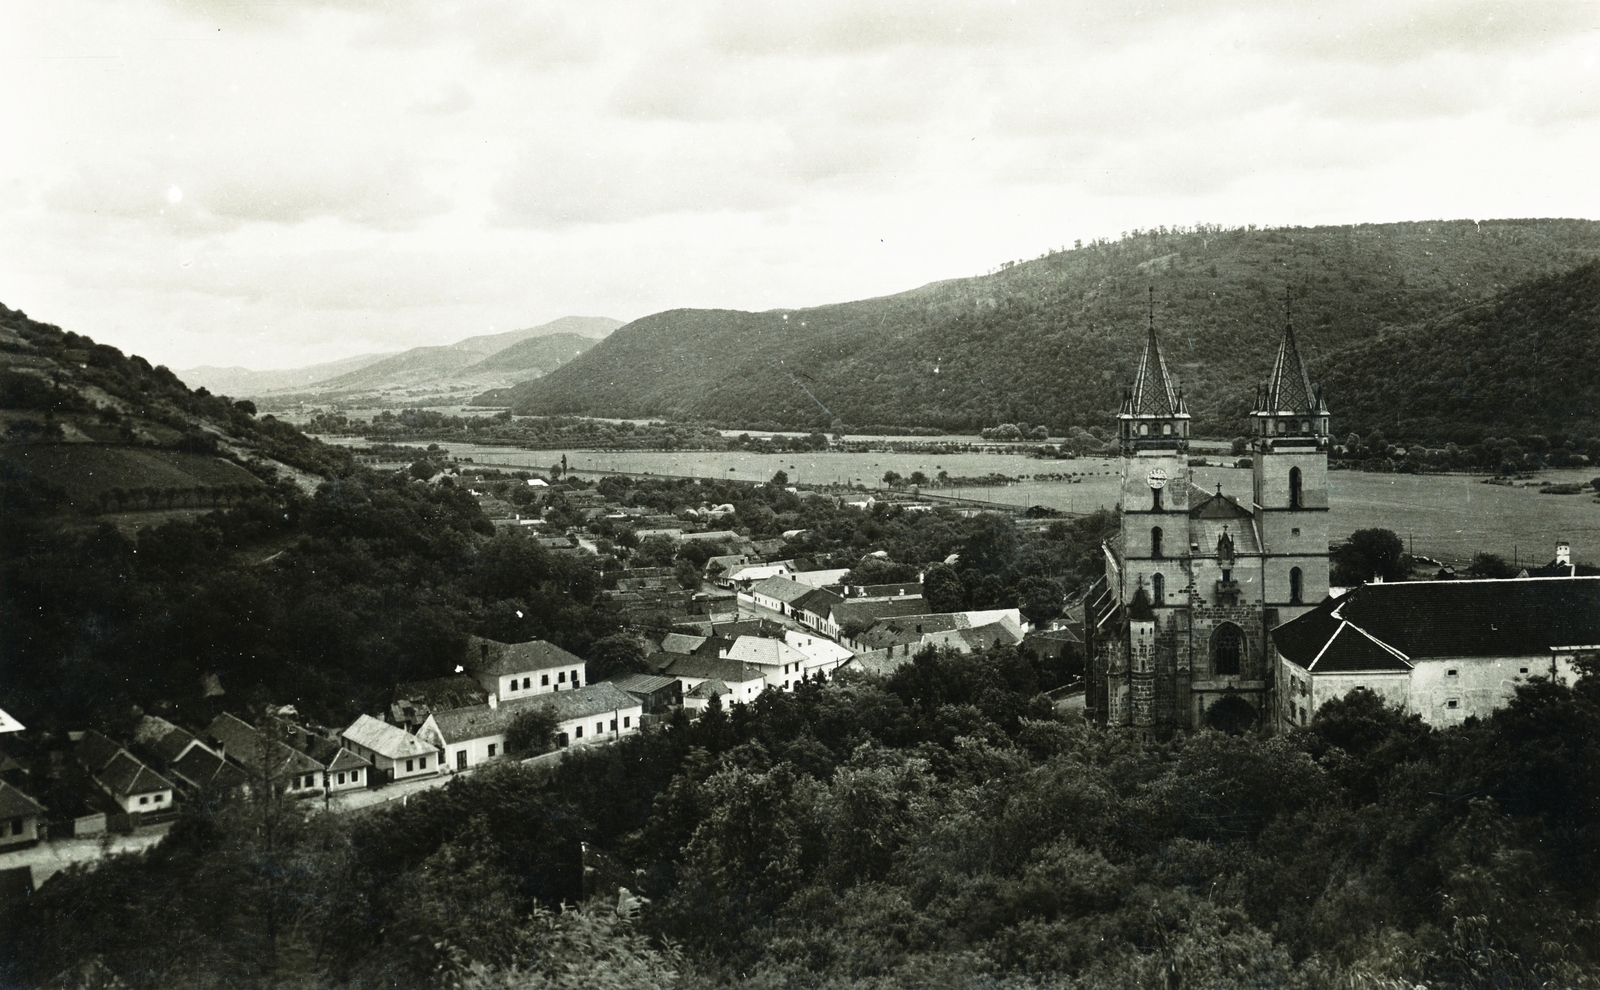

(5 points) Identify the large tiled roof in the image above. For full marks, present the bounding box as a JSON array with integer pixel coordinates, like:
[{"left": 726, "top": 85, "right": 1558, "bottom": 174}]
[
  {"left": 660, "top": 654, "right": 767, "bottom": 685},
  {"left": 342, "top": 714, "right": 438, "bottom": 759},
  {"left": 793, "top": 587, "right": 844, "bottom": 617},
  {"left": 605, "top": 673, "right": 679, "bottom": 695},
  {"left": 98, "top": 751, "right": 175, "bottom": 797},
  {"left": 748, "top": 576, "right": 814, "bottom": 604},
  {"left": 392, "top": 675, "right": 489, "bottom": 717},
  {"left": 660, "top": 633, "right": 708, "bottom": 654},
  {"left": 205, "top": 714, "right": 324, "bottom": 777},
  {"left": 0, "top": 780, "right": 45, "bottom": 818},
  {"left": 132, "top": 715, "right": 200, "bottom": 764},
  {"left": 722, "top": 636, "right": 807, "bottom": 668},
  {"left": 1275, "top": 576, "right": 1600, "bottom": 671},
  {"left": 832, "top": 598, "right": 929, "bottom": 628},
  {"left": 171, "top": 746, "right": 250, "bottom": 791},
  {"left": 77, "top": 731, "right": 123, "bottom": 773},
  {"left": 467, "top": 637, "right": 584, "bottom": 677},
  {"left": 431, "top": 683, "right": 643, "bottom": 744},
  {"left": 526, "top": 683, "right": 640, "bottom": 723}
]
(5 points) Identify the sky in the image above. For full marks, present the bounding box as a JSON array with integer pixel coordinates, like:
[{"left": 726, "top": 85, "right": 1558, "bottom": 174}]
[{"left": 3, "top": 1, "right": 1598, "bottom": 371}]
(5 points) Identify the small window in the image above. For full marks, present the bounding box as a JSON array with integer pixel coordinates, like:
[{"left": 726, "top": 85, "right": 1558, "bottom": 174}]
[
  {"left": 419, "top": 756, "right": 427, "bottom": 769},
  {"left": 541, "top": 674, "right": 550, "bottom": 686},
  {"left": 153, "top": 793, "right": 163, "bottom": 802},
  {"left": 1519, "top": 667, "right": 1529, "bottom": 674},
  {"left": 575, "top": 725, "right": 583, "bottom": 738},
  {"left": 571, "top": 669, "right": 579, "bottom": 685},
  {"left": 1139, "top": 423, "right": 1149, "bottom": 436},
  {"left": 10, "top": 820, "right": 19, "bottom": 836},
  {"left": 1446, "top": 699, "right": 1460, "bottom": 709},
  {"left": 1291, "top": 527, "right": 1301, "bottom": 536},
  {"left": 596, "top": 722, "right": 604, "bottom": 734},
  {"left": 1162, "top": 423, "right": 1172, "bottom": 436},
  {"left": 610, "top": 719, "right": 617, "bottom": 731},
  {"left": 1151, "top": 526, "right": 1164, "bottom": 559},
  {"left": 559, "top": 671, "right": 566, "bottom": 683},
  {"left": 487, "top": 744, "right": 496, "bottom": 757},
  {"left": 406, "top": 759, "right": 414, "bottom": 772},
  {"left": 353, "top": 769, "right": 361, "bottom": 781},
  {"left": 139, "top": 796, "right": 149, "bottom": 806},
  {"left": 623, "top": 716, "right": 631, "bottom": 728},
  {"left": 338, "top": 772, "right": 346, "bottom": 784},
  {"left": 1446, "top": 669, "right": 1458, "bottom": 677},
  {"left": 1289, "top": 567, "right": 1303, "bottom": 605}
]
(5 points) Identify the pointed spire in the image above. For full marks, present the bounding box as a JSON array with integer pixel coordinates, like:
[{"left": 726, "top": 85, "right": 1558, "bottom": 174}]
[
  {"left": 1129, "top": 287, "right": 1181, "bottom": 418},
  {"left": 1262, "top": 286, "right": 1315, "bottom": 413}
]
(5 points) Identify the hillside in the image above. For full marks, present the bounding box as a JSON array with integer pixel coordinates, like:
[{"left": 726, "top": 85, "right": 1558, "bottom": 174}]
[
  {"left": 0, "top": 302, "right": 350, "bottom": 518},
  {"left": 182, "top": 315, "right": 621, "bottom": 407},
  {"left": 496, "top": 219, "right": 1600, "bottom": 436},
  {"left": 178, "top": 352, "right": 396, "bottom": 396},
  {"left": 1322, "top": 261, "right": 1600, "bottom": 441}
]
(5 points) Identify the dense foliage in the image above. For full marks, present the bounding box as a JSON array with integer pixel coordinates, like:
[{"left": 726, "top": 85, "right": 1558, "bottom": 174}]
[
  {"left": 503, "top": 220, "right": 1600, "bottom": 435},
  {"left": 7, "top": 660, "right": 1599, "bottom": 989}
]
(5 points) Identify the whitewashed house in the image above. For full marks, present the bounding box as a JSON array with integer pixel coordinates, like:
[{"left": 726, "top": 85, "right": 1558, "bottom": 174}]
[
  {"left": 341, "top": 714, "right": 441, "bottom": 783},
  {"left": 466, "top": 636, "right": 587, "bottom": 702},
  {"left": 0, "top": 781, "right": 46, "bottom": 849}
]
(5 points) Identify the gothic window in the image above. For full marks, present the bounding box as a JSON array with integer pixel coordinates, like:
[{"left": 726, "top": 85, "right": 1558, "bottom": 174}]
[
  {"left": 1151, "top": 526, "right": 1163, "bottom": 558},
  {"left": 1289, "top": 467, "right": 1303, "bottom": 509},
  {"left": 1212, "top": 623, "right": 1242, "bottom": 676},
  {"left": 1139, "top": 423, "right": 1149, "bottom": 436},
  {"left": 1276, "top": 420, "right": 1287, "bottom": 434},
  {"left": 1152, "top": 487, "right": 1163, "bottom": 511},
  {"left": 1151, "top": 573, "right": 1164, "bottom": 605},
  {"left": 1289, "top": 567, "right": 1303, "bottom": 604},
  {"left": 1301, "top": 420, "right": 1310, "bottom": 433},
  {"left": 1162, "top": 423, "right": 1172, "bottom": 435}
]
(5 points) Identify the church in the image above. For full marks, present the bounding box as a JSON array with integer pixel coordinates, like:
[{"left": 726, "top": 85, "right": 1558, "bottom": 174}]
[{"left": 1084, "top": 296, "right": 1332, "bottom": 733}]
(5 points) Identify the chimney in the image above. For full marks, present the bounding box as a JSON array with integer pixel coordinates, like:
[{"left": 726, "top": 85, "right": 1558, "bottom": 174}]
[{"left": 1556, "top": 541, "right": 1572, "bottom": 567}]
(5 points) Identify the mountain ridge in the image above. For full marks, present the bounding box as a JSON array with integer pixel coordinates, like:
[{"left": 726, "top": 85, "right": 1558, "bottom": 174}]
[{"left": 493, "top": 219, "right": 1600, "bottom": 438}]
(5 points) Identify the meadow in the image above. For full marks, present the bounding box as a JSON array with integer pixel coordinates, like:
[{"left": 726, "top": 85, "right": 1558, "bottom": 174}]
[{"left": 433, "top": 442, "right": 1599, "bottom": 567}]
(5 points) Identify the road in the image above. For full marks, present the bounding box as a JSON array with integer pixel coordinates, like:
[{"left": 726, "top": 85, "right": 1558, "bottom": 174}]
[{"left": 0, "top": 823, "right": 174, "bottom": 888}]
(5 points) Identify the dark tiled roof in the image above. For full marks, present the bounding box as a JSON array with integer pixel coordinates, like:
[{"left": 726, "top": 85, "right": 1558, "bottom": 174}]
[
  {"left": 132, "top": 715, "right": 199, "bottom": 763},
  {"left": 467, "top": 637, "right": 584, "bottom": 677},
  {"left": 76, "top": 731, "right": 123, "bottom": 773},
  {"left": 605, "top": 673, "right": 679, "bottom": 695},
  {"left": 833, "top": 599, "right": 929, "bottom": 628},
  {"left": 1190, "top": 491, "right": 1252, "bottom": 520},
  {"left": 1276, "top": 576, "right": 1600, "bottom": 670},
  {"left": 793, "top": 587, "right": 843, "bottom": 617},
  {"left": 0, "top": 780, "right": 45, "bottom": 818},
  {"left": 98, "top": 752, "right": 175, "bottom": 797},
  {"left": 171, "top": 747, "right": 250, "bottom": 791},
  {"left": 660, "top": 654, "right": 767, "bottom": 685},
  {"left": 659, "top": 633, "right": 707, "bottom": 654},
  {"left": 393, "top": 674, "right": 489, "bottom": 711},
  {"left": 748, "top": 576, "right": 814, "bottom": 604}
]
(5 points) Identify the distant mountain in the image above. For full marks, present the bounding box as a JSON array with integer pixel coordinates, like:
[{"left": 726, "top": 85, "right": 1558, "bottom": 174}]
[
  {"left": 179, "top": 353, "right": 396, "bottom": 396},
  {"left": 494, "top": 219, "right": 1600, "bottom": 437},
  {"left": 190, "top": 315, "right": 622, "bottom": 406},
  {"left": 1322, "top": 260, "right": 1600, "bottom": 441}
]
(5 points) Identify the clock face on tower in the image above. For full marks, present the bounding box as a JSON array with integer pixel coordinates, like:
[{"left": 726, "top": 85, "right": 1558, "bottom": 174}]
[{"left": 1146, "top": 468, "right": 1168, "bottom": 490}]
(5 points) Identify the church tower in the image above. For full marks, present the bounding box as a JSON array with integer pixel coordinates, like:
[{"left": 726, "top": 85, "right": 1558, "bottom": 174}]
[{"left": 1249, "top": 298, "right": 1331, "bottom": 625}]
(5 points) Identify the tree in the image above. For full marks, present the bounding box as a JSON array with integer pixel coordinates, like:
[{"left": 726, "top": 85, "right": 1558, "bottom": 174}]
[
  {"left": 586, "top": 633, "right": 649, "bottom": 682},
  {"left": 1015, "top": 574, "right": 1064, "bottom": 627},
  {"left": 882, "top": 470, "right": 903, "bottom": 489},
  {"left": 922, "top": 563, "right": 966, "bottom": 612},
  {"left": 673, "top": 557, "right": 702, "bottom": 591},
  {"left": 504, "top": 706, "right": 560, "bottom": 756},
  {"left": 1331, "top": 528, "right": 1408, "bottom": 585},
  {"left": 770, "top": 469, "right": 789, "bottom": 486},
  {"left": 1466, "top": 552, "right": 1518, "bottom": 579},
  {"left": 908, "top": 471, "right": 929, "bottom": 488}
]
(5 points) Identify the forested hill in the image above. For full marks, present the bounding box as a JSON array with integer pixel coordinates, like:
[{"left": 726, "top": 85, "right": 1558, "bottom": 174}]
[
  {"left": 1322, "top": 260, "right": 1600, "bottom": 441},
  {"left": 496, "top": 219, "right": 1600, "bottom": 435}
]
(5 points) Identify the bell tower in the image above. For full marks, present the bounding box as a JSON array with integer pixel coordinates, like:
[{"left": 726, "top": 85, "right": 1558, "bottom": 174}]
[{"left": 1250, "top": 294, "right": 1330, "bottom": 623}]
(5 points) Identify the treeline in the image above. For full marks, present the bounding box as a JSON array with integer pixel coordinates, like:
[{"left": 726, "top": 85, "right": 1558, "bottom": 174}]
[
  {"left": 1328, "top": 430, "right": 1599, "bottom": 474},
  {"left": 304, "top": 407, "right": 731, "bottom": 450},
  {"left": 503, "top": 220, "right": 1600, "bottom": 434},
  {"left": 7, "top": 657, "right": 1599, "bottom": 989}
]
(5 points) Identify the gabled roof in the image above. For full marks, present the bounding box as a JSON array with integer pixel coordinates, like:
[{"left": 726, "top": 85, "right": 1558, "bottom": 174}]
[
  {"left": 660, "top": 633, "right": 708, "bottom": 654},
  {"left": 391, "top": 675, "right": 489, "bottom": 722},
  {"left": 1275, "top": 576, "right": 1600, "bottom": 670},
  {"left": 0, "top": 780, "right": 45, "bottom": 818},
  {"left": 685, "top": 679, "right": 730, "bottom": 699},
  {"left": 660, "top": 654, "right": 767, "bottom": 685},
  {"left": 467, "top": 637, "right": 585, "bottom": 677},
  {"left": 1190, "top": 490, "right": 1253, "bottom": 521},
  {"left": 604, "top": 673, "right": 679, "bottom": 695},
  {"left": 793, "top": 587, "right": 844, "bottom": 617},
  {"left": 324, "top": 747, "right": 372, "bottom": 773},
  {"left": 528, "top": 682, "right": 641, "bottom": 723},
  {"left": 98, "top": 751, "right": 175, "bottom": 797},
  {"left": 133, "top": 716, "right": 202, "bottom": 764},
  {"left": 832, "top": 598, "right": 930, "bottom": 628},
  {"left": 77, "top": 731, "right": 124, "bottom": 774},
  {"left": 722, "top": 636, "right": 807, "bottom": 668},
  {"left": 342, "top": 714, "right": 438, "bottom": 759},
  {"left": 171, "top": 746, "right": 251, "bottom": 791},
  {"left": 747, "top": 576, "right": 814, "bottom": 604}
]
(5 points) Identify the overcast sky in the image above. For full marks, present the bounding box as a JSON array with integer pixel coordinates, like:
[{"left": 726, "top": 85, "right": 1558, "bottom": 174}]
[{"left": 3, "top": 1, "right": 1598, "bottom": 371}]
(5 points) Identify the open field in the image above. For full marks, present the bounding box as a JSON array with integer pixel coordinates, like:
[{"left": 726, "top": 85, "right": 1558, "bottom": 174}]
[{"left": 426, "top": 442, "right": 1598, "bottom": 567}]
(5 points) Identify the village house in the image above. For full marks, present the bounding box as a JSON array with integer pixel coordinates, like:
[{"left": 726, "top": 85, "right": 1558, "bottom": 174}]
[
  {"left": 466, "top": 636, "right": 587, "bottom": 702},
  {"left": 77, "top": 731, "right": 176, "bottom": 816},
  {"left": 721, "top": 635, "right": 813, "bottom": 691},
  {"left": 340, "top": 714, "right": 440, "bottom": 783},
  {"left": 420, "top": 682, "right": 644, "bottom": 764},
  {"left": 0, "top": 780, "right": 45, "bottom": 849},
  {"left": 832, "top": 598, "right": 933, "bottom": 651},
  {"left": 1273, "top": 575, "right": 1600, "bottom": 729},
  {"left": 745, "top": 575, "right": 815, "bottom": 617},
  {"left": 683, "top": 679, "right": 733, "bottom": 713},
  {"left": 654, "top": 653, "right": 769, "bottom": 704},
  {"left": 790, "top": 568, "right": 852, "bottom": 589},
  {"left": 132, "top": 715, "right": 249, "bottom": 799},
  {"left": 205, "top": 714, "right": 326, "bottom": 797},
  {"left": 603, "top": 672, "right": 683, "bottom": 714},
  {"left": 783, "top": 630, "right": 856, "bottom": 680},
  {"left": 389, "top": 674, "right": 490, "bottom": 732}
]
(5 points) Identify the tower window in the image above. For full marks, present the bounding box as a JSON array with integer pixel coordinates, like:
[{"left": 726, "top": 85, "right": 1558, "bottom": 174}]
[
  {"left": 1212, "top": 623, "right": 1243, "bottom": 676},
  {"left": 1289, "top": 467, "right": 1303, "bottom": 510},
  {"left": 1139, "top": 423, "right": 1149, "bottom": 436},
  {"left": 1152, "top": 487, "right": 1163, "bottom": 511},
  {"left": 1289, "top": 567, "right": 1303, "bottom": 605},
  {"left": 1162, "top": 423, "right": 1172, "bottom": 435},
  {"left": 1151, "top": 573, "right": 1164, "bottom": 605},
  {"left": 1151, "top": 526, "right": 1163, "bottom": 558},
  {"left": 1301, "top": 421, "right": 1310, "bottom": 433},
  {"left": 1277, "top": 420, "right": 1287, "bottom": 434}
]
